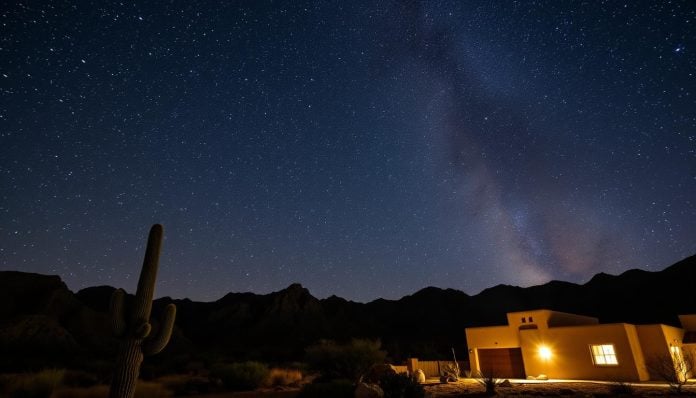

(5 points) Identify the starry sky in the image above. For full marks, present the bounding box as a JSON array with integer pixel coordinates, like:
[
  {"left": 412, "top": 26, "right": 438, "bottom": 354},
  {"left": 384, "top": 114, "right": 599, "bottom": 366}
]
[{"left": 1, "top": 1, "right": 695, "bottom": 302}]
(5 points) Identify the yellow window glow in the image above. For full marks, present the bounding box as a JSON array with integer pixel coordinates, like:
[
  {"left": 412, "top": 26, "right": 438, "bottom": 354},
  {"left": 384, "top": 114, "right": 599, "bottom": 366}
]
[{"left": 590, "top": 344, "right": 618, "bottom": 365}]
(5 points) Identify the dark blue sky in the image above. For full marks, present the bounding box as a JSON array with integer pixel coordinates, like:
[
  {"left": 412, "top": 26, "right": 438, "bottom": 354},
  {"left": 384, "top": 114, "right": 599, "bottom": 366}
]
[{"left": 1, "top": 1, "right": 694, "bottom": 302}]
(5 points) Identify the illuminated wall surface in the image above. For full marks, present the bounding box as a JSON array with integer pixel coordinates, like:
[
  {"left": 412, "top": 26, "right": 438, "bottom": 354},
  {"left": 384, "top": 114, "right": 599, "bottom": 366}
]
[{"left": 466, "top": 309, "right": 696, "bottom": 381}]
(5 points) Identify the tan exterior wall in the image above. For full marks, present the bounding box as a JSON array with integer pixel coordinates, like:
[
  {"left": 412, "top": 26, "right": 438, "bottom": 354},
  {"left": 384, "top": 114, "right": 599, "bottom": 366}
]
[
  {"left": 506, "top": 309, "right": 552, "bottom": 330},
  {"left": 662, "top": 325, "right": 686, "bottom": 350},
  {"left": 637, "top": 324, "right": 674, "bottom": 380},
  {"left": 505, "top": 309, "right": 598, "bottom": 330},
  {"left": 637, "top": 324, "right": 686, "bottom": 380},
  {"left": 547, "top": 311, "right": 599, "bottom": 327},
  {"left": 625, "top": 324, "right": 650, "bottom": 380},
  {"left": 636, "top": 324, "right": 670, "bottom": 363},
  {"left": 466, "top": 311, "right": 696, "bottom": 381},
  {"left": 415, "top": 361, "right": 466, "bottom": 377},
  {"left": 466, "top": 325, "right": 521, "bottom": 348},
  {"left": 466, "top": 325, "right": 519, "bottom": 373},
  {"left": 518, "top": 323, "right": 646, "bottom": 381}
]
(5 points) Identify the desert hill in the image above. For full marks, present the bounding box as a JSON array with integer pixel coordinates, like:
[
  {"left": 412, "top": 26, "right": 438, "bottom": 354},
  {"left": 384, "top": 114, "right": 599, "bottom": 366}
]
[{"left": 0, "top": 255, "right": 694, "bottom": 373}]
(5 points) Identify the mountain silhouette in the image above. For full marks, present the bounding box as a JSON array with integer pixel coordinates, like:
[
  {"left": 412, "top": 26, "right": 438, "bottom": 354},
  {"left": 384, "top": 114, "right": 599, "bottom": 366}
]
[{"left": 1, "top": 254, "right": 694, "bottom": 372}]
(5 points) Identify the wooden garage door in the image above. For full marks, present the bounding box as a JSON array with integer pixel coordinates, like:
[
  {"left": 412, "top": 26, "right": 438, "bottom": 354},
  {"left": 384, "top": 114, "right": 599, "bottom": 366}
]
[{"left": 477, "top": 348, "right": 525, "bottom": 379}]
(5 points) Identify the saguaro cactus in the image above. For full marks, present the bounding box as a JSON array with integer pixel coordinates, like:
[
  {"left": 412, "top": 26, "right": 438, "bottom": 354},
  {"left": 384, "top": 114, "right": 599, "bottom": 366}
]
[{"left": 109, "top": 224, "right": 177, "bottom": 398}]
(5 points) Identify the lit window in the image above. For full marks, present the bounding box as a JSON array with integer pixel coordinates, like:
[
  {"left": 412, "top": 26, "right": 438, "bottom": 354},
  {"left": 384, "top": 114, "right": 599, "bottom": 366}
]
[{"left": 591, "top": 344, "right": 618, "bottom": 365}]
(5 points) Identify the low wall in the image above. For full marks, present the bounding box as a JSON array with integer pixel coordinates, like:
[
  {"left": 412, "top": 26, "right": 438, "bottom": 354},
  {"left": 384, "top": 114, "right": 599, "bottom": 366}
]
[{"left": 400, "top": 358, "right": 469, "bottom": 377}]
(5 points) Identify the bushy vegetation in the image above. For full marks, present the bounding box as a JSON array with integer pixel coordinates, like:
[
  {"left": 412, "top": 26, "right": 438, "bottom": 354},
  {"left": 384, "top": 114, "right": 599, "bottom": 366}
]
[
  {"left": 1, "top": 362, "right": 301, "bottom": 397},
  {"left": 305, "top": 339, "right": 386, "bottom": 381},
  {"left": 296, "top": 378, "right": 355, "bottom": 398},
  {"left": 266, "top": 367, "right": 303, "bottom": 387},
  {"left": 379, "top": 373, "right": 425, "bottom": 398},
  {"left": 0, "top": 369, "right": 178, "bottom": 398},
  {"left": 473, "top": 370, "right": 502, "bottom": 396},
  {"left": 211, "top": 361, "right": 270, "bottom": 391},
  {"left": 646, "top": 350, "right": 695, "bottom": 394}
]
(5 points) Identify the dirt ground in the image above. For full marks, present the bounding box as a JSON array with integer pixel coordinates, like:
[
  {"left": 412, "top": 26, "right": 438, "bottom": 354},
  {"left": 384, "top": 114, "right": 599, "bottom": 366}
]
[
  {"left": 422, "top": 378, "right": 696, "bottom": 397},
  {"left": 192, "top": 391, "right": 298, "bottom": 398},
  {"left": 189, "top": 378, "right": 696, "bottom": 397}
]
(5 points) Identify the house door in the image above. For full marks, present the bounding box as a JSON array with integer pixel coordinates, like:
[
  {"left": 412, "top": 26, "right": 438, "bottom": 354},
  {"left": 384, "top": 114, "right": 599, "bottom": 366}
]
[{"left": 477, "top": 348, "right": 526, "bottom": 379}]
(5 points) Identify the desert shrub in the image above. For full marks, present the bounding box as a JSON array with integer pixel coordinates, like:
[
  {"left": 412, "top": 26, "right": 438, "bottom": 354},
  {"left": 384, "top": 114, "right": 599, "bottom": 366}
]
[
  {"left": 266, "top": 367, "right": 303, "bottom": 387},
  {"left": 647, "top": 349, "right": 695, "bottom": 394},
  {"left": 8, "top": 369, "right": 65, "bottom": 398},
  {"left": 473, "top": 370, "right": 502, "bottom": 396},
  {"left": 379, "top": 373, "right": 425, "bottom": 398},
  {"left": 211, "top": 361, "right": 270, "bottom": 391},
  {"left": 305, "top": 339, "right": 386, "bottom": 381},
  {"left": 296, "top": 378, "right": 355, "bottom": 398},
  {"left": 607, "top": 380, "right": 634, "bottom": 396}
]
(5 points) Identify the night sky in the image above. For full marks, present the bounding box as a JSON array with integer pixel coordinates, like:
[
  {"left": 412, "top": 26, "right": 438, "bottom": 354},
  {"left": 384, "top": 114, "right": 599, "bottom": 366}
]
[{"left": 1, "top": 1, "right": 694, "bottom": 302}]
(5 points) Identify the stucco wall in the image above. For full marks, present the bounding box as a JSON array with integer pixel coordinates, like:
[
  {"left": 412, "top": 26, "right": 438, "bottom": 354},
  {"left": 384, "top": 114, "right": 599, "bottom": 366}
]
[
  {"left": 465, "top": 312, "right": 687, "bottom": 381},
  {"left": 504, "top": 309, "right": 599, "bottom": 331},
  {"left": 466, "top": 325, "right": 520, "bottom": 348},
  {"left": 625, "top": 324, "right": 650, "bottom": 380},
  {"left": 466, "top": 325, "right": 519, "bottom": 374},
  {"left": 547, "top": 311, "right": 599, "bottom": 328},
  {"left": 637, "top": 324, "right": 686, "bottom": 380},
  {"left": 519, "top": 324, "right": 646, "bottom": 381},
  {"left": 506, "top": 310, "right": 552, "bottom": 330}
]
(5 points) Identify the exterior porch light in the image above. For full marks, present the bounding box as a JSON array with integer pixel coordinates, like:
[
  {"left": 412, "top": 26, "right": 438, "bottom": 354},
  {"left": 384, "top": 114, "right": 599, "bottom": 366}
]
[{"left": 539, "top": 345, "right": 552, "bottom": 361}]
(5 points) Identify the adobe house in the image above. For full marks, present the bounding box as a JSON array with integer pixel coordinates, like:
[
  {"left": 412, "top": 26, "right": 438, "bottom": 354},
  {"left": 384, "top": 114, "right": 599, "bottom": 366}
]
[{"left": 466, "top": 309, "right": 696, "bottom": 381}]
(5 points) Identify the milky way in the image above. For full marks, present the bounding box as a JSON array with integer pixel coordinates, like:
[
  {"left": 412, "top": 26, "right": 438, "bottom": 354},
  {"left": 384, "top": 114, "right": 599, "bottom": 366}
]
[{"left": 1, "top": 1, "right": 694, "bottom": 302}]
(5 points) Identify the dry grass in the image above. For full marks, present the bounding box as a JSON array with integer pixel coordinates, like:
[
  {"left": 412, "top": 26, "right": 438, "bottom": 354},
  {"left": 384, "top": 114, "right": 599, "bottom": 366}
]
[
  {"left": 265, "top": 368, "right": 303, "bottom": 387},
  {"left": 192, "top": 392, "right": 299, "bottom": 398},
  {"left": 40, "top": 372, "right": 303, "bottom": 398},
  {"left": 52, "top": 380, "right": 171, "bottom": 398},
  {"left": 52, "top": 385, "right": 109, "bottom": 398}
]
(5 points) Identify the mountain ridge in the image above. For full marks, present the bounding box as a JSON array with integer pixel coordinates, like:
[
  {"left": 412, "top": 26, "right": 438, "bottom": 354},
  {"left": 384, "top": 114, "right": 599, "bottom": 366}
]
[{"left": 0, "top": 254, "right": 694, "bottom": 372}]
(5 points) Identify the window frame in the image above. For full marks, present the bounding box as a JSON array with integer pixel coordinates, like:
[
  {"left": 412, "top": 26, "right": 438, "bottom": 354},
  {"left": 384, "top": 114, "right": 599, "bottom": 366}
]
[{"left": 589, "top": 344, "right": 619, "bottom": 366}]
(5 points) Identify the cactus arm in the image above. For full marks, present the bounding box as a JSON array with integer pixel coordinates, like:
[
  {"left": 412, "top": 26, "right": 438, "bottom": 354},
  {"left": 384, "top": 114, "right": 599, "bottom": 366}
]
[
  {"left": 135, "top": 321, "right": 151, "bottom": 339},
  {"left": 110, "top": 224, "right": 175, "bottom": 398},
  {"left": 110, "top": 288, "right": 127, "bottom": 337},
  {"left": 132, "top": 224, "right": 163, "bottom": 324},
  {"left": 143, "top": 303, "right": 176, "bottom": 356}
]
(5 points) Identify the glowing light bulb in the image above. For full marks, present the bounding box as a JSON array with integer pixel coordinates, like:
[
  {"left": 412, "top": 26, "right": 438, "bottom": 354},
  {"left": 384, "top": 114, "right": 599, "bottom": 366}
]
[{"left": 539, "top": 345, "right": 552, "bottom": 360}]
